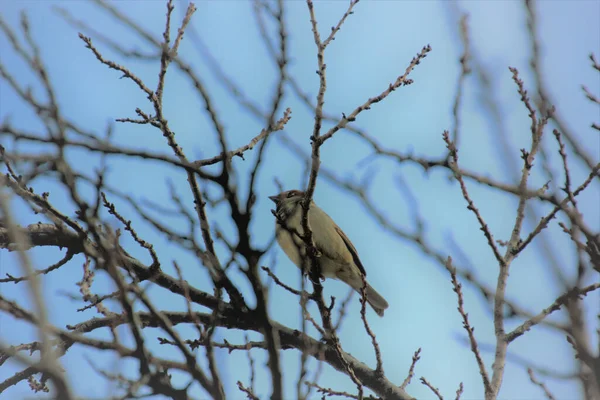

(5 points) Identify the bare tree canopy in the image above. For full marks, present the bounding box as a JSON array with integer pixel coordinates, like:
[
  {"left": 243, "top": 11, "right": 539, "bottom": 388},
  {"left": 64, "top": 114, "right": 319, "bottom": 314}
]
[{"left": 0, "top": 1, "right": 598, "bottom": 399}]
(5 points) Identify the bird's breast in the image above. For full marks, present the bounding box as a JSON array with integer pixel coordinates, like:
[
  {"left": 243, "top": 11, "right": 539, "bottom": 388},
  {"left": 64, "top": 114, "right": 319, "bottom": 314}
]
[{"left": 274, "top": 205, "right": 358, "bottom": 278}]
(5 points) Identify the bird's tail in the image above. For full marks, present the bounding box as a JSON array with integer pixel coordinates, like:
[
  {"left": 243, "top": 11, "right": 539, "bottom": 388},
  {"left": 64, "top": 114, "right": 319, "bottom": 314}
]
[{"left": 347, "top": 278, "right": 389, "bottom": 317}]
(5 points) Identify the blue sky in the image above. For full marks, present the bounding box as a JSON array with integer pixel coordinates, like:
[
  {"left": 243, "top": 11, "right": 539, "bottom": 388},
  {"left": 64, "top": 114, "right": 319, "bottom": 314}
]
[{"left": 1, "top": 0, "right": 599, "bottom": 399}]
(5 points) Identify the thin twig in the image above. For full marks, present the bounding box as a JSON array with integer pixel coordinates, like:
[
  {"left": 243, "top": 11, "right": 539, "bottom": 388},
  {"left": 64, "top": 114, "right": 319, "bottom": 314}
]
[
  {"left": 527, "top": 368, "right": 556, "bottom": 400},
  {"left": 360, "top": 275, "right": 383, "bottom": 376},
  {"left": 400, "top": 348, "right": 421, "bottom": 390},
  {"left": 420, "top": 377, "right": 443, "bottom": 400},
  {"left": 447, "top": 257, "right": 490, "bottom": 393}
]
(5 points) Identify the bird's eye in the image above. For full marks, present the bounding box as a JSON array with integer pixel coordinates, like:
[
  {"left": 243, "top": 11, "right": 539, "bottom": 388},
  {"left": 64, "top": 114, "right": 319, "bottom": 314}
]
[{"left": 287, "top": 192, "right": 295, "bottom": 198}]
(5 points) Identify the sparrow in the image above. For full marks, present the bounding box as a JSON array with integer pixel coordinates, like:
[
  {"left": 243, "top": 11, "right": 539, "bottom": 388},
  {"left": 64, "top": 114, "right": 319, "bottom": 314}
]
[{"left": 269, "top": 190, "right": 389, "bottom": 316}]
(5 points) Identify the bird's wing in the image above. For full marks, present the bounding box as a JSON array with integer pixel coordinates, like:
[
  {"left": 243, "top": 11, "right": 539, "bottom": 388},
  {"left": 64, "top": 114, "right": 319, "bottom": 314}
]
[{"left": 333, "top": 225, "right": 367, "bottom": 277}]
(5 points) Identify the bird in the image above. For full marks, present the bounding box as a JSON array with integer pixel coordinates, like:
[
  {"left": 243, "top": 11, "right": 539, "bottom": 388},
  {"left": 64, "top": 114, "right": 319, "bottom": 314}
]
[{"left": 269, "top": 189, "right": 389, "bottom": 316}]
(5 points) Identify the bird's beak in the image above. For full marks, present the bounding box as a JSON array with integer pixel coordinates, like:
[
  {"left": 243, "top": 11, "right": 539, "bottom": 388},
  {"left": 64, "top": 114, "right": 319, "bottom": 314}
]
[{"left": 268, "top": 195, "right": 279, "bottom": 204}]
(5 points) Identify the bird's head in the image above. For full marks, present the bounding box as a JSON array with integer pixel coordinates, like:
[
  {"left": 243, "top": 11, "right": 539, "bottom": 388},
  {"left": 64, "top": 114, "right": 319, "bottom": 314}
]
[{"left": 269, "top": 190, "right": 305, "bottom": 216}]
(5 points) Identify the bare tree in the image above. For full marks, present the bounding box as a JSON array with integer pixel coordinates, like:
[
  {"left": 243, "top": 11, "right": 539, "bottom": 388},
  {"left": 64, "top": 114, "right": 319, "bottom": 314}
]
[{"left": 1, "top": 1, "right": 598, "bottom": 399}]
